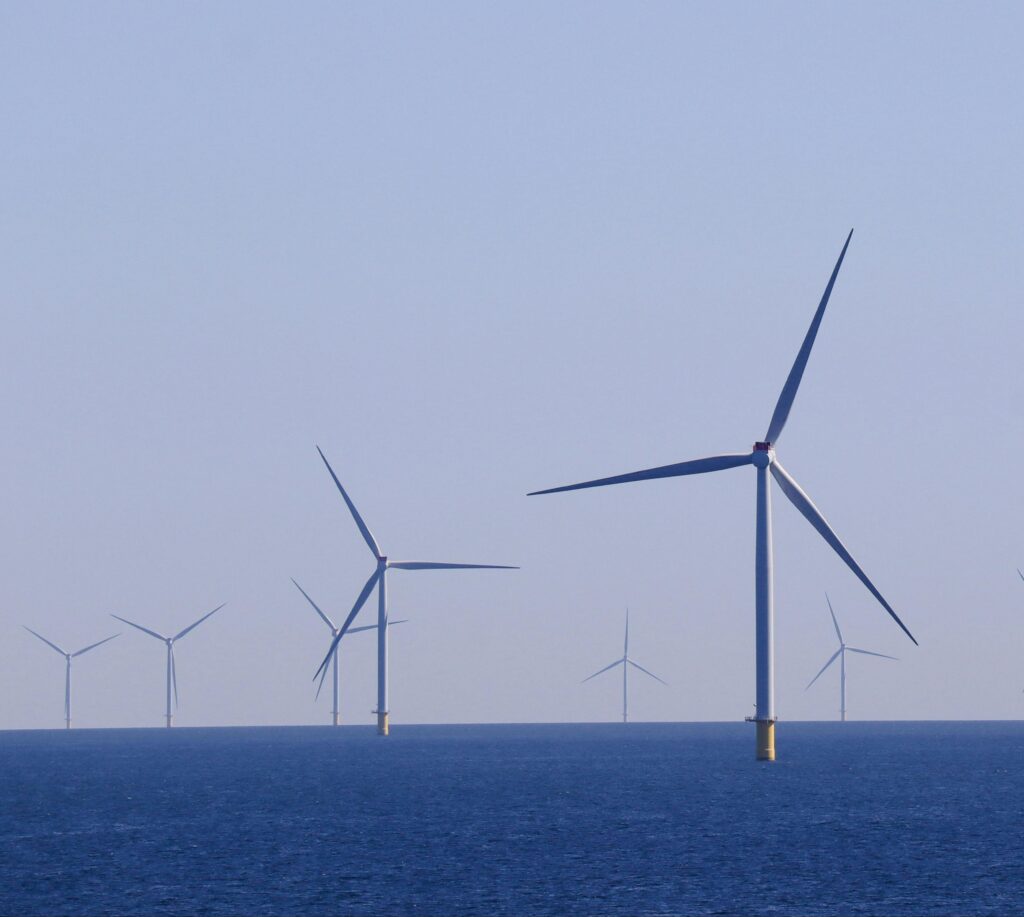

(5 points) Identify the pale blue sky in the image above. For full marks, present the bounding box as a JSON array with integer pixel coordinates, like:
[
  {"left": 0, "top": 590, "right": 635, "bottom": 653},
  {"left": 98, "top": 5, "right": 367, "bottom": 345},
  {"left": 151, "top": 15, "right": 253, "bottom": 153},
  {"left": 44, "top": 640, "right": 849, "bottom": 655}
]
[{"left": 2, "top": 3, "right": 1022, "bottom": 728}]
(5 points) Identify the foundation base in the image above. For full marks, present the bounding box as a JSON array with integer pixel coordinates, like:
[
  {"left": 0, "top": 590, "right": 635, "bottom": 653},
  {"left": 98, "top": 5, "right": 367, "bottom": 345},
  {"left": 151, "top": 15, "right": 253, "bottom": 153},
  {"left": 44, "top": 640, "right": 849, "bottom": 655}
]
[
  {"left": 756, "top": 720, "right": 775, "bottom": 761},
  {"left": 376, "top": 711, "right": 389, "bottom": 736}
]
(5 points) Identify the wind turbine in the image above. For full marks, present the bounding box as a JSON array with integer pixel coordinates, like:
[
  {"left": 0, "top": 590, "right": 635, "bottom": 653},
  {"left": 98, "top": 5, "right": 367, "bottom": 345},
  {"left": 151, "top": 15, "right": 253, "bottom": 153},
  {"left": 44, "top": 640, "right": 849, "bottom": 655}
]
[
  {"left": 806, "top": 594, "right": 896, "bottom": 721},
  {"left": 292, "top": 578, "right": 408, "bottom": 725},
  {"left": 112, "top": 604, "right": 226, "bottom": 727},
  {"left": 582, "top": 610, "right": 666, "bottom": 723},
  {"left": 312, "top": 447, "right": 518, "bottom": 735},
  {"left": 23, "top": 627, "right": 119, "bottom": 729},
  {"left": 529, "top": 231, "right": 917, "bottom": 760}
]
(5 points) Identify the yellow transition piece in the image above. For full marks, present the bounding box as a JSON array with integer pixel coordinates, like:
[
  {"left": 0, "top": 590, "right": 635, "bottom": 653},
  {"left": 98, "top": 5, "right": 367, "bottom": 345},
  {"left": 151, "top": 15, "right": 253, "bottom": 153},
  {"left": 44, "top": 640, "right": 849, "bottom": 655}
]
[{"left": 756, "top": 720, "right": 775, "bottom": 761}]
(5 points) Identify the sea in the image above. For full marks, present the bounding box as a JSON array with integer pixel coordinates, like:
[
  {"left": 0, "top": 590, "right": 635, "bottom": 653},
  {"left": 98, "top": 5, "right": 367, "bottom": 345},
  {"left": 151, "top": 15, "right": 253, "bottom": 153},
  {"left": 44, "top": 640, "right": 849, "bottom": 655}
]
[{"left": 1, "top": 722, "right": 1022, "bottom": 916}]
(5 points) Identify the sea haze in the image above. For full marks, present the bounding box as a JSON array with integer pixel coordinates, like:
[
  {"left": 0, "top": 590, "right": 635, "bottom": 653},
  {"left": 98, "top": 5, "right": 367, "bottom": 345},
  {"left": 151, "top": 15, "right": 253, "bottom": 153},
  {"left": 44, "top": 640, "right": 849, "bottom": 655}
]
[{"left": 1, "top": 722, "right": 1021, "bottom": 916}]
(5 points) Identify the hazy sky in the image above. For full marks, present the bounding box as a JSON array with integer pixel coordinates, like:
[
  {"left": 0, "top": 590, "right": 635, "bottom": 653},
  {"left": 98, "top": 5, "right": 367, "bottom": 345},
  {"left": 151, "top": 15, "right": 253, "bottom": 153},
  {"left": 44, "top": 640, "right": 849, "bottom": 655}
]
[{"left": 2, "top": 3, "right": 1022, "bottom": 729}]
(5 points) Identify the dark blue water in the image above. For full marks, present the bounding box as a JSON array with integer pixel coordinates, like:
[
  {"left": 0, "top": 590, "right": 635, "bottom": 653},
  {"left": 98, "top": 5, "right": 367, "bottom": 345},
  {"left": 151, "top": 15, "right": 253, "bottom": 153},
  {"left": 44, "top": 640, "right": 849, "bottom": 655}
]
[{"left": 1, "top": 722, "right": 1022, "bottom": 915}]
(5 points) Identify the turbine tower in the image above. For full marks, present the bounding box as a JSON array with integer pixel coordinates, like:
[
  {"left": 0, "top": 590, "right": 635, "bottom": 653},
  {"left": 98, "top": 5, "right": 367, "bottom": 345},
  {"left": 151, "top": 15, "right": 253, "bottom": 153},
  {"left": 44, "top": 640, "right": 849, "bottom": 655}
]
[
  {"left": 582, "top": 610, "right": 667, "bottom": 723},
  {"left": 806, "top": 594, "right": 896, "bottom": 721},
  {"left": 23, "top": 627, "right": 118, "bottom": 729},
  {"left": 312, "top": 447, "right": 517, "bottom": 735},
  {"left": 112, "top": 604, "right": 226, "bottom": 727},
  {"left": 529, "top": 231, "right": 916, "bottom": 760},
  {"left": 292, "top": 578, "right": 408, "bottom": 725}
]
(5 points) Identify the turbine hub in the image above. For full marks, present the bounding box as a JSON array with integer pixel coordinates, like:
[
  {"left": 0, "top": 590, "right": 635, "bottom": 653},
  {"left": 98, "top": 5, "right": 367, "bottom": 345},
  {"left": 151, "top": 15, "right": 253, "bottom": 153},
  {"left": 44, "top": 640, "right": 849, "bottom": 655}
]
[{"left": 751, "top": 443, "right": 774, "bottom": 468}]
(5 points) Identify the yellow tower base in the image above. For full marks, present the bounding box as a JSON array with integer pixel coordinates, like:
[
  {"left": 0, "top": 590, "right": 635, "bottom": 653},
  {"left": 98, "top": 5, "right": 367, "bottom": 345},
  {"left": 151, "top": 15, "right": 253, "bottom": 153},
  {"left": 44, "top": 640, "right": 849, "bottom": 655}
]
[
  {"left": 756, "top": 720, "right": 775, "bottom": 761},
  {"left": 377, "top": 711, "right": 389, "bottom": 736}
]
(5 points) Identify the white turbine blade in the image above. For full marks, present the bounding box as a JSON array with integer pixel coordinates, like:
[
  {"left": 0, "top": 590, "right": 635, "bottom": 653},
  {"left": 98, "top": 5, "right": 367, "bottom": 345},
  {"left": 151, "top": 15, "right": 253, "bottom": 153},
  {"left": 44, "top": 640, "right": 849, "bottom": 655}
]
[
  {"left": 770, "top": 460, "right": 917, "bottom": 646},
  {"left": 805, "top": 648, "right": 842, "bottom": 690},
  {"left": 173, "top": 603, "right": 227, "bottom": 641},
  {"left": 111, "top": 615, "right": 166, "bottom": 642},
  {"left": 825, "top": 593, "right": 844, "bottom": 644},
  {"left": 347, "top": 618, "right": 409, "bottom": 635},
  {"left": 171, "top": 646, "right": 179, "bottom": 709},
  {"left": 23, "top": 626, "right": 67, "bottom": 657},
  {"left": 624, "top": 609, "right": 629, "bottom": 657},
  {"left": 1018, "top": 568, "right": 1024, "bottom": 583},
  {"left": 627, "top": 659, "right": 668, "bottom": 686},
  {"left": 291, "top": 579, "right": 336, "bottom": 631},
  {"left": 529, "top": 453, "right": 753, "bottom": 497},
  {"left": 313, "top": 568, "right": 381, "bottom": 686},
  {"left": 314, "top": 641, "right": 336, "bottom": 702},
  {"left": 388, "top": 562, "right": 518, "bottom": 571},
  {"left": 582, "top": 658, "right": 624, "bottom": 683},
  {"left": 846, "top": 647, "right": 898, "bottom": 661},
  {"left": 72, "top": 634, "right": 119, "bottom": 657},
  {"left": 765, "top": 229, "right": 854, "bottom": 445},
  {"left": 316, "top": 446, "right": 381, "bottom": 559}
]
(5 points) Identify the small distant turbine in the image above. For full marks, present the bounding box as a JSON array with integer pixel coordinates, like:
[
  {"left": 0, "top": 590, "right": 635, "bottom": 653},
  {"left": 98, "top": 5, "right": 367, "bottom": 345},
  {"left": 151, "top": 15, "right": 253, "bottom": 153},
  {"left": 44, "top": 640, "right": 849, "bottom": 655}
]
[
  {"left": 311, "top": 447, "right": 517, "bottom": 736},
  {"left": 112, "top": 604, "right": 226, "bottom": 727},
  {"left": 292, "top": 578, "right": 408, "bottom": 726},
  {"left": 529, "top": 231, "right": 917, "bottom": 760},
  {"left": 806, "top": 594, "right": 896, "bottom": 722},
  {"left": 23, "top": 627, "right": 119, "bottom": 729},
  {"left": 582, "top": 610, "right": 667, "bottom": 723}
]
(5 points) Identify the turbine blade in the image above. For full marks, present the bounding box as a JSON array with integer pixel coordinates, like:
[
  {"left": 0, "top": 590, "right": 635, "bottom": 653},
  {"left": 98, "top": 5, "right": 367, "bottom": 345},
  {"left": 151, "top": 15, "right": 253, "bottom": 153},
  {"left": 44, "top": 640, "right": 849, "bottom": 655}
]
[
  {"left": 624, "top": 609, "right": 629, "bottom": 657},
  {"left": 846, "top": 647, "right": 898, "bottom": 661},
  {"left": 22, "top": 626, "right": 67, "bottom": 657},
  {"left": 173, "top": 603, "right": 226, "bottom": 641},
  {"left": 765, "top": 229, "right": 854, "bottom": 445},
  {"left": 110, "top": 615, "right": 166, "bottom": 642},
  {"left": 346, "top": 617, "right": 409, "bottom": 635},
  {"left": 72, "top": 634, "right": 119, "bottom": 657},
  {"left": 529, "top": 453, "right": 754, "bottom": 497},
  {"left": 171, "top": 647, "right": 179, "bottom": 709},
  {"left": 387, "top": 562, "right": 518, "bottom": 571},
  {"left": 627, "top": 659, "right": 668, "bottom": 686},
  {"left": 771, "top": 460, "right": 917, "bottom": 646},
  {"left": 291, "top": 578, "right": 336, "bottom": 630},
  {"left": 316, "top": 446, "right": 381, "bottom": 559},
  {"left": 1018, "top": 568, "right": 1024, "bottom": 584},
  {"left": 314, "top": 643, "right": 335, "bottom": 702},
  {"left": 581, "top": 658, "right": 624, "bottom": 683},
  {"left": 805, "top": 648, "right": 842, "bottom": 690},
  {"left": 313, "top": 568, "right": 381, "bottom": 686},
  {"left": 825, "top": 593, "right": 844, "bottom": 644}
]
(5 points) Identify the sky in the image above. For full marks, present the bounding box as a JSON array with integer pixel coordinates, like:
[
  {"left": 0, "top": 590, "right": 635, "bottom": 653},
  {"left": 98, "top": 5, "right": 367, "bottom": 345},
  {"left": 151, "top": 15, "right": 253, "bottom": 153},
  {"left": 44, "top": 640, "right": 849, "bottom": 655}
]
[{"left": 1, "top": 2, "right": 1022, "bottom": 729}]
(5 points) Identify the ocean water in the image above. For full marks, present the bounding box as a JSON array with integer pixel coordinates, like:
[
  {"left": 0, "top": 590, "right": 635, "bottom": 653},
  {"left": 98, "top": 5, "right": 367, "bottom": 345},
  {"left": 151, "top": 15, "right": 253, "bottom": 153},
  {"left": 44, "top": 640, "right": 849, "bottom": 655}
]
[{"left": 1, "top": 722, "right": 1022, "bottom": 915}]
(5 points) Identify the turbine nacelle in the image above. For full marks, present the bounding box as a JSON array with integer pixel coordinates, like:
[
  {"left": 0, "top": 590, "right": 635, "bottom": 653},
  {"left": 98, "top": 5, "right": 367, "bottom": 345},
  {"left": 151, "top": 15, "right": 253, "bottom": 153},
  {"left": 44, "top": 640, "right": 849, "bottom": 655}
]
[{"left": 751, "top": 444, "right": 775, "bottom": 468}]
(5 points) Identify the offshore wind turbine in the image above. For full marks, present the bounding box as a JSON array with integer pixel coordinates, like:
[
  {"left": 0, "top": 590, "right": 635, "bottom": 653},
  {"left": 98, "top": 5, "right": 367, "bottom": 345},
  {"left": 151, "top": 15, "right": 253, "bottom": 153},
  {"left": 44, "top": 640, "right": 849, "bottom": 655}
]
[
  {"left": 292, "top": 578, "right": 408, "bottom": 725},
  {"left": 530, "top": 231, "right": 917, "bottom": 760},
  {"left": 806, "top": 594, "right": 896, "bottom": 722},
  {"left": 312, "top": 447, "right": 517, "bottom": 735},
  {"left": 112, "top": 604, "right": 226, "bottom": 727},
  {"left": 582, "top": 610, "right": 667, "bottom": 723},
  {"left": 23, "top": 627, "right": 119, "bottom": 728}
]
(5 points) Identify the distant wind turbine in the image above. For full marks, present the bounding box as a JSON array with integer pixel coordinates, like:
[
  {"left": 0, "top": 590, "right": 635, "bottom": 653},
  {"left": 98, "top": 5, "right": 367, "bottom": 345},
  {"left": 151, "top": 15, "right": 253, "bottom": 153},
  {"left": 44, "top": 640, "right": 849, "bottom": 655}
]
[
  {"left": 530, "top": 231, "right": 917, "bottom": 760},
  {"left": 112, "top": 604, "right": 226, "bottom": 727},
  {"left": 582, "top": 610, "right": 666, "bottom": 723},
  {"left": 805, "top": 594, "right": 896, "bottom": 722},
  {"left": 312, "top": 447, "right": 518, "bottom": 735},
  {"left": 292, "top": 578, "right": 408, "bottom": 725},
  {"left": 23, "top": 627, "right": 119, "bottom": 729}
]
